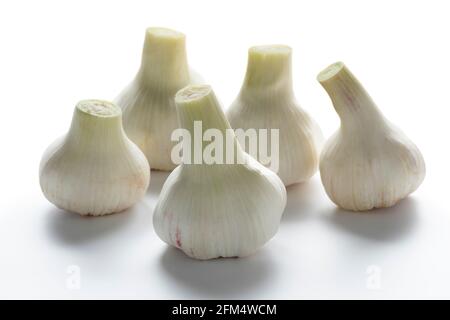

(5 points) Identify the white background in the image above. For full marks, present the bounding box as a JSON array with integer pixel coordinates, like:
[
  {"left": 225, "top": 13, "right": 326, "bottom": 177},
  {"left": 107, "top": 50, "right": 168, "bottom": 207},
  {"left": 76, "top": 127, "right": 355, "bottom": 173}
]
[{"left": 0, "top": 0, "right": 449, "bottom": 299}]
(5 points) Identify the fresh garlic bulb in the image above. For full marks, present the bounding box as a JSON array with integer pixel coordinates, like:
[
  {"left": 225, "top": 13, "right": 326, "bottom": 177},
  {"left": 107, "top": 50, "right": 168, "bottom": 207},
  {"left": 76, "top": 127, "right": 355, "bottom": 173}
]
[
  {"left": 115, "top": 27, "right": 202, "bottom": 171},
  {"left": 39, "top": 100, "right": 150, "bottom": 216},
  {"left": 226, "top": 45, "right": 324, "bottom": 186},
  {"left": 318, "top": 62, "right": 425, "bottom": 211},
  {"left": 153, "top": 85, "right": 287, "bottom": 260}
]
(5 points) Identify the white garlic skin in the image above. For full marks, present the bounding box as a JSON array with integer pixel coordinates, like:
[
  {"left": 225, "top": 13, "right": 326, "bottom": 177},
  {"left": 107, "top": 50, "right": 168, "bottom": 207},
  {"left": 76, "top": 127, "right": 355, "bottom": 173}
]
[
  {"left": 115, "top": 27, "right": 202, "bottom": 171},
  {"left": 318, "top": 62, "right": 426, "bottom": 211},
  {"left": 227, "top": 45, "right": 324, "bottom": 186},
  {"left": 39, "top": 100, "right": 150, "bottom": 216},
  {"left": 153, "top": 85, "right": 287, "bottom": 260}
]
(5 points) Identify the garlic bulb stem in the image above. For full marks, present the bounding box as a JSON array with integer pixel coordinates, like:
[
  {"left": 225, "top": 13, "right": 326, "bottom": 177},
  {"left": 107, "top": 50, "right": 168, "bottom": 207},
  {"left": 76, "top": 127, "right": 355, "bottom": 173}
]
[
  {"left": 138, "top": 27, "right": 190, "bottom": 90},
  {"left": 175, "top": 86, "right": 242, "bottom": 166},
  {"left": 177, "top": 86, "right": 231, "bottom": 134},
  {"left": 242, "top": 45, "right": 293, "bottom": 95},
  {"left": 317, "top": 62, "right": 384, "bottom": 132},
  {"left": 66, "top": 100, "right": 125, "bottom": 146},
  {"left": 40, "top": 100, "right": 150, "bottom": 216}
]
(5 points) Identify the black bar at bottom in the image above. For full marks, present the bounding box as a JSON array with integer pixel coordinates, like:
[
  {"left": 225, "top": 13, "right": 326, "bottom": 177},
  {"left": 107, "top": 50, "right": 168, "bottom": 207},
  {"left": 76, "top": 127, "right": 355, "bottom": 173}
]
[{"left": 0, "top": 300, "right": 444, "bottom": 318}]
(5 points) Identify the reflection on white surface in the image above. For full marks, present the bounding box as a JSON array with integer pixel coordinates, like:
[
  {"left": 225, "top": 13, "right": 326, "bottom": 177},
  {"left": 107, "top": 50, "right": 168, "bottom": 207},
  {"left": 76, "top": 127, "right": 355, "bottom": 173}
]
[
  {"left": 2, "top": 166, "right": 450, "bottom": 299},
  {"left": 159, "top": 247, "right": 278, "bottom": 298},
  {"left": 46, "top": 207, "right": 138, "bottom": 245},
  {"left": 322, "top": 198, "right": 419, "bottom": 242},
  {"left": 2, "top": 165, "right": 448, "bottom": 299}
]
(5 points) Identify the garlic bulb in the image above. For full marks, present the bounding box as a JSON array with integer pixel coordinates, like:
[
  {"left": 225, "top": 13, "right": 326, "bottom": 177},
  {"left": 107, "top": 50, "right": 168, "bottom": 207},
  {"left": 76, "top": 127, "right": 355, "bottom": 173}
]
[
  {"left": 39, "top": 100, "right": 150, "bottom": 216},
  {"left": 318, "top": 62, "right": 425, "bottom": 211},
  {"left": 153, "top": 85, "right": 287, "bottom": 260},
  {"left": 226, "top": 45, "right": 324, "bottom": 186},
  {"left": 115, "top": 27, "right": 202, "bottom": 171}
]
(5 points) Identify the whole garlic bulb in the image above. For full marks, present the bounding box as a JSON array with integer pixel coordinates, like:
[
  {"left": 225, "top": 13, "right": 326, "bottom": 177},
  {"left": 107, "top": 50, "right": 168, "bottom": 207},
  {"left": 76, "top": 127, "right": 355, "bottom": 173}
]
[
  {"left": 226, "top": 45, "right": 324, "bottom": 186},
  {"left": 39, "top": 100, "right": 150, "bottom": 216},
  {"left": 317, "top": 62, "right": 426, "bottom": 211},
  {"left": 153, "top": 85, "right": 287, "bottom": 260},
  {"left": 115, "top": 27, "right": 202, "bottom": 171}
]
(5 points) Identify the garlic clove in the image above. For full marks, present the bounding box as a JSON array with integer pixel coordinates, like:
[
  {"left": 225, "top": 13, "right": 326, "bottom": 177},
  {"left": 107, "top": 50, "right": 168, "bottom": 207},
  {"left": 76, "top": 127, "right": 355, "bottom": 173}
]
[
  {"left": 153, "top": 85, "right": 287, "bottom": 260},
  {"left": 226, "top": 45, "right": 324, "bottom": 186},
  {"left": 115, "top": 27, "right": 203, "bottom": 171},
  {"left": 317, "top": 62, "right": 426, "bottom": 211},
  {"left": 39, "top": 100, "right": 150, "bottom": 216}
]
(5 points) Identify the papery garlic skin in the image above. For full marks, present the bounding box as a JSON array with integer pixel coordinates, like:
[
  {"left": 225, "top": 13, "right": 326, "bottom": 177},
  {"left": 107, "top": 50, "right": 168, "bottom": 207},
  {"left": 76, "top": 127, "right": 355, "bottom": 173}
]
[
  {"left": 39, "top": 100, "right": 150, "bottom": 216},
  {"left": 226, "top": 45, "right": 324, "bottom": 186},
  {"left": 318, "top": 62, "right": 425, "bottom": 211},
  {"left": 153, "top": 85, "right": 287, "bottom": 260},
  {"left": 115, "top": 27, "right": 202, "bottom": 171}
]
